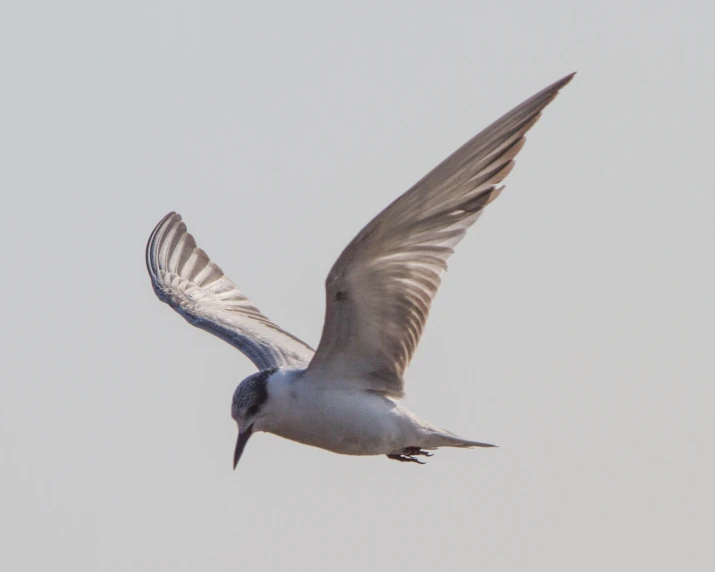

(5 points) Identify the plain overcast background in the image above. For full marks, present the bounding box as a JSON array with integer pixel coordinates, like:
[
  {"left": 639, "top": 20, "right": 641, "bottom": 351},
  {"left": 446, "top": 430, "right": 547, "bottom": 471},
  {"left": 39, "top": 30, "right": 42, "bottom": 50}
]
[{"left": 2, "top": 2, "right": 713, "bottom": 571}]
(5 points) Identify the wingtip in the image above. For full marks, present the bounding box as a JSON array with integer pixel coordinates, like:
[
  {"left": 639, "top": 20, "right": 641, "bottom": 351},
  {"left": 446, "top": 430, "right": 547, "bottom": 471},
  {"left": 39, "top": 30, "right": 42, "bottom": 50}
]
[
  {"left": 145, "top": 211, "right": 183, "bottom": 278},
  {"left": 160, "top": 210, "right": 181, "bottom": 224},
  {"left": 546, "top": 72, "right": 577, "bottom": 94},
  {"left": 556, "top": 71, "right": 577, "bottom": 89}
]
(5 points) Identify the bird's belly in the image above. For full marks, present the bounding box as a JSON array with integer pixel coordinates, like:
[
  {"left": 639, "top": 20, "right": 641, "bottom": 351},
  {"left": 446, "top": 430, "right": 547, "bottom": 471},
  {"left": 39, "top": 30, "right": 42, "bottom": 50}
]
[{"left": 270, "top": 391, "right": 411, "bottom": 456}]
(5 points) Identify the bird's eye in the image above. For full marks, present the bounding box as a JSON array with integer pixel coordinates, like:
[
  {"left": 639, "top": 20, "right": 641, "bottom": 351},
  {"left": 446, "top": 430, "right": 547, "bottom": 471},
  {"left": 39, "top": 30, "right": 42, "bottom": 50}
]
[{"left": 247, "top": 404, "right": 259, "bottom": 416}]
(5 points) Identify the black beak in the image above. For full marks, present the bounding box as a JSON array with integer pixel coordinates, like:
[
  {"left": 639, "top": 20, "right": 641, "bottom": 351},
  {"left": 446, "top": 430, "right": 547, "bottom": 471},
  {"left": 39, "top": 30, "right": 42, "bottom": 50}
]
[{"left": 233, "top": 424, "right": 253, "bottom": 469}]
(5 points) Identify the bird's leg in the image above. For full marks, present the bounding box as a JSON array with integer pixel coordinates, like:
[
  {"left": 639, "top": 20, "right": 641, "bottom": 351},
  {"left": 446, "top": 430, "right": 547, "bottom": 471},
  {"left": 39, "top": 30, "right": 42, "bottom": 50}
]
[
  {"left": 386, "top": 447, "right": 434, "bottom": 464},
  {"left": 387, "top": 454, "right": 425, "bottom": 464},
  {"left": 404, "top": 447, "right": 433, "bottom": 457}
]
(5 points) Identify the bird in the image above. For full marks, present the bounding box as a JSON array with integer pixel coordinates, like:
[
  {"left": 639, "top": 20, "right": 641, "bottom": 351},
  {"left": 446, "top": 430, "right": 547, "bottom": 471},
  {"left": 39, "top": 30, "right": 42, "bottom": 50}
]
[{"left": 146, "top": 73, "right": 574, "bottom": 467}]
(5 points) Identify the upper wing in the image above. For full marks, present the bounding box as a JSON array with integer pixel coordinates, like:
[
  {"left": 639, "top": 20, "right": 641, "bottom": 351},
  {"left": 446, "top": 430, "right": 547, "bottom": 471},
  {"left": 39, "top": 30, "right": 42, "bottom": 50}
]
[
  {"left": 146, "top": 212, "right": 314, "bottom": 370},
  {"left": 306, "top": 73, "right": 575, "bottom": 397}
]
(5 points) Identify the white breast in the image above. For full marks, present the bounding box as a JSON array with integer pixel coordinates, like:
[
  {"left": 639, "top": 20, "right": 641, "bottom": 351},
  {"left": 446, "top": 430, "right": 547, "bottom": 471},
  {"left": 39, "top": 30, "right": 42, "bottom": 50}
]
[{"left": 261, "top": 372, "right": 421, "bottom": 456}]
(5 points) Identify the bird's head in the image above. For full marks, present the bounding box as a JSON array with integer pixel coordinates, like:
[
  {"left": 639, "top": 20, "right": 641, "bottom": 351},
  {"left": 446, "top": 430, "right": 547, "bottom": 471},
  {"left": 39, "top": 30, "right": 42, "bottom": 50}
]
[{"left": 230, "top": 367, "right": 277, "bottom": 469}]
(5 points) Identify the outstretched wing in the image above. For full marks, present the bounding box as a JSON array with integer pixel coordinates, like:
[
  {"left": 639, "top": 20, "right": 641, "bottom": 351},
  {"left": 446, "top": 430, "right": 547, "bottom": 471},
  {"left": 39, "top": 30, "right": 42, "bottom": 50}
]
[
  {"left": 146, "top": 212, "right": 314, "bottom": 370},
  {"left": 306, "top": 73, "right": 575, "bottom": 397}
]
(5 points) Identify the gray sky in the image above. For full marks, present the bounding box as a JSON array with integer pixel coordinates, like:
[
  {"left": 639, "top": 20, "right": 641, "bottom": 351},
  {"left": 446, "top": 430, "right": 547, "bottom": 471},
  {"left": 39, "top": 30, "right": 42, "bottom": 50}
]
[{"left": 2, "top": 1, "right": 713, "bottom": 570}]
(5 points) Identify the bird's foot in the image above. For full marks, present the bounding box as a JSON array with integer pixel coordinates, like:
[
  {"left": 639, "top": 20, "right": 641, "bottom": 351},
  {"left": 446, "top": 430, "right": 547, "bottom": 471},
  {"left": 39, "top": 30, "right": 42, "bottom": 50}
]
[{"left": 387, "top": 447, "right": 434, "bottom": 464}]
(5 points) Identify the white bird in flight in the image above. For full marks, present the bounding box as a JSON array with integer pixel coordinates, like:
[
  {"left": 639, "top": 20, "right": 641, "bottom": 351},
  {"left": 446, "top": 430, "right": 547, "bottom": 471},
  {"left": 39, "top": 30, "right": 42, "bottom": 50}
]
[{"left": 146, "top": 73, "right": 574, "bottom": 467}]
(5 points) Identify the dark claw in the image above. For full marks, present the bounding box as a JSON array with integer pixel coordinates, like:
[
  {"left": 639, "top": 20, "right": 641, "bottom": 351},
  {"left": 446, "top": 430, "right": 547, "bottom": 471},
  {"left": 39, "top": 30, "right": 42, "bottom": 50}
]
[
  {"left": 387, "top": 448, "right": 435, "bottom": 464},
  {"left": 386, "top": 454, "right": 426, "bottom": 464},
  {"left": 404, "top": 447, "right": 433, "bottom": 457}
]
